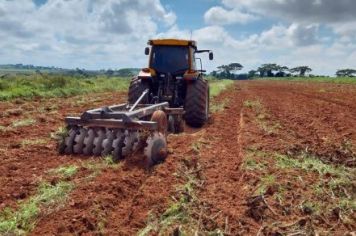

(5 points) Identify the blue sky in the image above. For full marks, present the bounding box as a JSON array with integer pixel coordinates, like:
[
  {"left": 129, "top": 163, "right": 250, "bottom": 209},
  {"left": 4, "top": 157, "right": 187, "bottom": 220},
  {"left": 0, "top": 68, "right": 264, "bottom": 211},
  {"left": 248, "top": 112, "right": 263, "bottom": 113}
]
[{"left": 1, "top": 0, "right": 356, "bottom": 75}]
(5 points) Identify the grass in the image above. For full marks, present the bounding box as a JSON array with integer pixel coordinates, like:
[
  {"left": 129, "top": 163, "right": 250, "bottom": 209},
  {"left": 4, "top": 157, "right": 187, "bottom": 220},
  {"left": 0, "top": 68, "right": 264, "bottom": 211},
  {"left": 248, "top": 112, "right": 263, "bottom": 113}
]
[
  {"left": 51, "top": 165, "right": 78, "bottom": 178},
  {"left": 209, "top": 79, "right": 234, "bottom": 97},
  {"left": 0, "top": 181, "right": 73, "bottom": 235},
  {"left": 191, "top": 137, "right": 210, "bottom": 155},
  {"left": 301, "top": 201, "right": 322, "bottom": 215},
  {"left": 208, "top": 79, "right": 234, "bottom": 114},
  {"left": 0, "top": 164, "right": 82, "bottom": 235},
  {"left": 0, "top": 125, "right": 7, "bottom": 133},
  {"left": 50, "top": 126, "right": 68, "bottom": 141},
  {"left": 275, "top": 153, "right": 350, "bottom": 178},
  {"left": 82, "top": 156, "right": 122, "bottom": 180},
  {"left": 138, "top": 156, "right": 225, "bottom": 235},
  {"left": 275, "top": 153, "right": 354, "bottom": 202},
  {"left": 210, "top": 98, "right": 228, "bottom": 113},
  {"left": 138, "top": 171, "right": 198, "bottom": 236},
  {"left": 243, "top": 99, "right": 281, "bottom": 134},
  {"left": 0, "top": 74, "right": 130, "bottom": 101},
  {"left": 255, "top": 174, "right": 276, "bottom": 195},
  {"left": 243, "top": 148, "right": 355, "bottom": 227},
  {"left": 0, "top": 156, "right": 122, "bottom": 235},
  {"left": 242, "top": 157, "right": 268, "bottom": 171},
  {"left": 243, "top": 100, "right": 262, "bottom": 109},
  {"left": 21, "top": 138, "right": 47, "bottom": 147},
  {"left": 11, "top": 118, "right": 36, "bottom": 128},
  {"left": 254, "top": 76, "right": 356, "bottom": 84}
]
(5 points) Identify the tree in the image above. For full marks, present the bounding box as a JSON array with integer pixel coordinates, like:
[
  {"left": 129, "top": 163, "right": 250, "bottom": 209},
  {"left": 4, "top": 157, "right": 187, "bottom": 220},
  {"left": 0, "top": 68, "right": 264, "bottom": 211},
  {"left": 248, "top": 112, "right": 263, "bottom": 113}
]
[
  {"left": 336, "top": 69, "right": 356, "bottom": 77},
  {"left": 275, "top": 65, "right": 289, "bottom": 77},
  {"left": 257, "top": 64, "right": 280, "bottom": 77},
  {"left": 210, "top": 70, "right": 218, "bottom": 77},
  {"left": 75, "top": 68, "right": 89, "bottom": 77},
  {"left": 216, "top": 63, "right": 243, "bottom": 79},
  {"left": 248, "top": 70, "right": 258, "bottom": 78},
  {"left": 290, "top": 66, "right": 312, "bottom": 77},
  {"left": 228, "top": 63, "right": 244, "bottom": 74},
  {"left": 106, "top": 69, "right": 114, "bottom": 77}
]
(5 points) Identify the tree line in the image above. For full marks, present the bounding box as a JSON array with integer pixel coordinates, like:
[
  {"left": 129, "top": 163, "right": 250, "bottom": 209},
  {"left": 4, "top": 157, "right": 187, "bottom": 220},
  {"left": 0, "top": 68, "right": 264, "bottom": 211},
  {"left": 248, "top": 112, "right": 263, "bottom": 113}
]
[{"left": 210, "top": 63, "right": 356, "bottom": 79}]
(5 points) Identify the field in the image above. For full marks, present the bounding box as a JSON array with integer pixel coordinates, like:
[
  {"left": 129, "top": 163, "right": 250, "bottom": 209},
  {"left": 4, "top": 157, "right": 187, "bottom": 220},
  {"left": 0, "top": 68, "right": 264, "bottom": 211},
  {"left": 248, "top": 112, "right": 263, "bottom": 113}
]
[{"left": 0, "top": 77, "right": 355, "bottom": 235}]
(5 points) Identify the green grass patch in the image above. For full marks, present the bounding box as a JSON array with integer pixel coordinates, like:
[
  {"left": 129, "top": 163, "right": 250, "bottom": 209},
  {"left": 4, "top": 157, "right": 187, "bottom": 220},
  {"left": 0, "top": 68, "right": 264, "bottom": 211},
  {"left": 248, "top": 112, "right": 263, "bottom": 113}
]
[
  {"left": 0, "top": 158, "right": 122, "bottom": 235},
  {"left": 243, "top": 99, "right": 281, "bottom": 135},
  {"left": 51, "top": 165, "right": 78, "bottom": 178},
  {"left": 138, "top": 157, "right": 223, "bottom": 235},
  {"left": 0, "top": 125, "right": 7, "bottom": 132},
  {"left": 255, "top": 175, "right": 276, "bottom": 195},
  {"left": 301, "top": 201, "right": 322, "bottom": 215},
  {"left": 11, "top": 118, "right": 36, "bottom": 128},
  {"left": 243, "top": 148, "right": 356, "bottom": 229},
  {"left": 50, "top": 126, "right": 68, "bottom": 141},
  {"left": 0, "top": 181, "right": 73, "bottom": 235},
  {"left": 208, "top": 79, "right": 234, "bottom": 114},
  {"left": 243, "top": 158, "right": 267, "bottom": 171},
  {"left": 21, "top": 138, "right": 47, "bottom": 147},
  {"left": 191, "top": 137, "right": 210, "bottom": 155},
  {"left": 138, "top": 172, "right": 198, "bottom": 236},
  {"left": 210, "top": 98, "right": 229, "bottom": 113},
  {"left": 276, "top": 153, "right": 355, "bottom": 215},
  {"left": 275, "top": 153, "right": 350, "bottom": 178},
  {"left": 82, "top": 157, "right": 122, "bottom": 180},
  {"left": 243, "top": 100, "right": 262, "bottom": 109},
  {"left": 0, "top": 74, "right": 130, "bottom": 101},
  {"left": 254, "top": 76, "right": 356, "bottom": 84},
  {"left": 209, "top": 79, "right": 234, "bottom": 98},
  {"left": 242, "top": 150, "right": 269, "bottom": 171}
]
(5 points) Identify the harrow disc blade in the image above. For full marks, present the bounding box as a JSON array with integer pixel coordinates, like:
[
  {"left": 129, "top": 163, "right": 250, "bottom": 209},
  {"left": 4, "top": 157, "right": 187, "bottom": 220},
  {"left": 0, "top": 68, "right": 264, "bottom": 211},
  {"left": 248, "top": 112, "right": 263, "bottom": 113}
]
[
  {"left": 144, "top": 132, "right": 167, "bottom": 167},
  {"left": 63, "top": 126, "right": 78, "bottom": 155},
  {"left": 73, "top": 128, "right": 87, "bottom": 154},
  {"left": 102, "top": 129, "right": 115, "bottom": 156},
  {"left": 92, "top": 128, "right": 106, "bottom": 156},
  {"left": 122, "top": 131, "right": 139, "bottom": 157},
  {"left": 112, "top": 130, "right": 125, "bottom": 162},
  {"left": 83, "top": 128, "right": 95, "bottom": 155}
]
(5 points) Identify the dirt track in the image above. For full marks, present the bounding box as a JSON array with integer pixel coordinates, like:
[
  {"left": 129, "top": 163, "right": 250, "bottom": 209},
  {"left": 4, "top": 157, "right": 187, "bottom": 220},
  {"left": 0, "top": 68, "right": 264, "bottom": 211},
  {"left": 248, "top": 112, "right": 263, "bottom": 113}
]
[{"left": 0, "top": 81, "right": 355, "bottom": 235}]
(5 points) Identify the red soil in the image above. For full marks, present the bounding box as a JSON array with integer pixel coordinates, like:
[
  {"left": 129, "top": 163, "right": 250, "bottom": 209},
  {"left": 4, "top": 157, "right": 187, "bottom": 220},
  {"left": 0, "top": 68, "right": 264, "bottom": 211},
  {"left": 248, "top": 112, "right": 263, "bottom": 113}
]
[{"left": 1, "top": 80, "right": 355, "bottom": 235}]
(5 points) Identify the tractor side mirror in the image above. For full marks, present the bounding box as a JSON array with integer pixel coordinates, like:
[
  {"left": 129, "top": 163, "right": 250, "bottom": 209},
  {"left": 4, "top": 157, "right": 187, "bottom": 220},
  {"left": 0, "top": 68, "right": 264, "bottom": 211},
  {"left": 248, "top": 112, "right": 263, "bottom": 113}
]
[
  {"left": 145, "top": 47, "right": 150, "bottom": 55},
  {"left": 209, "top": 52, "right": 214, "bottom": 60}
]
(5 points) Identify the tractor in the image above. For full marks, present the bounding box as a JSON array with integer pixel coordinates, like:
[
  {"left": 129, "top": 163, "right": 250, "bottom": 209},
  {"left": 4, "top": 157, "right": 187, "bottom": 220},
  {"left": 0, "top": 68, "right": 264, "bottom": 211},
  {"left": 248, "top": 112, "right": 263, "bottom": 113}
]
[{"left": 59, "top": 39, "right": 213, "bottom": 166}]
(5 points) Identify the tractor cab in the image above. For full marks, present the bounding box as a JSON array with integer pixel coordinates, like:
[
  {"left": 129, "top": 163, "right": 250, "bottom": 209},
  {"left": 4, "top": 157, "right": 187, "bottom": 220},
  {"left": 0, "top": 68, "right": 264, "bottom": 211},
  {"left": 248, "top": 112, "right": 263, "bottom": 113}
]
[{"left": 142, "top": 39, "right": 213, "bottom": 78}]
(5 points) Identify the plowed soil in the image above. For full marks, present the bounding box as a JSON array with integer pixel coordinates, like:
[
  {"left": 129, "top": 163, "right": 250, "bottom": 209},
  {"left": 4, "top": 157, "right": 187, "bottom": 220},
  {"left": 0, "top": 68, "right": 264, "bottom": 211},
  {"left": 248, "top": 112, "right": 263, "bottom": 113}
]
[{"left": 1, "top": 80, "right": 355, "bottom": 235}]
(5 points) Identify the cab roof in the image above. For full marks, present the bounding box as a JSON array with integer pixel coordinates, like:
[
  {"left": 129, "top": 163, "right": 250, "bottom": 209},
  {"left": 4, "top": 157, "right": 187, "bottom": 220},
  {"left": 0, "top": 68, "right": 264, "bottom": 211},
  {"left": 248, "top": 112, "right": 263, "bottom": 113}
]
[{"left": 148, "top": 39, "right": 197, "bottom": 48}]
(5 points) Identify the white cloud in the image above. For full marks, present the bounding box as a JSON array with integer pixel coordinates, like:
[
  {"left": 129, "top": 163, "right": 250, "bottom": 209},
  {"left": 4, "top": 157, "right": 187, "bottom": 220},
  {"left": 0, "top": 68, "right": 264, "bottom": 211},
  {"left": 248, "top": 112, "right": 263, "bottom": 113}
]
[
  {"left": 204, "top": 6, "right": 257, "bottom": 25},
  {"left": 157, "top": 23, "right": 355, "bottom": 76},
  {"left": 221, "top": 0, "right": 356, "bottom": 24},
  {"left": 0, "top": 0, "right": 176, "bottom": 69},
  {"left": 235, "top": 0, "right": 356, "bottom": 38}
]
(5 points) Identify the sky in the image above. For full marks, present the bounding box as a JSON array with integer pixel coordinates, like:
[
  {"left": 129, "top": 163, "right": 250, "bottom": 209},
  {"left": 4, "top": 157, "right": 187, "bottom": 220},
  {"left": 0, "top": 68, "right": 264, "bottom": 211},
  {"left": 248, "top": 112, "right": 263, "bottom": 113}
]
[{"left": 0, "top": 0, "right": 355, "bottom": 75}]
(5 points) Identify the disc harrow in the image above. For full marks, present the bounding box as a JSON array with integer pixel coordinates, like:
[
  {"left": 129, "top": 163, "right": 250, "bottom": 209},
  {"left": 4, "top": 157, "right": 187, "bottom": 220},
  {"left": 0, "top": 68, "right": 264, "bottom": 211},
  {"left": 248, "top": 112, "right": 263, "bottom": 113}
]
[{"left": 59, "top": 90, "right": 185, "bottom": 166}]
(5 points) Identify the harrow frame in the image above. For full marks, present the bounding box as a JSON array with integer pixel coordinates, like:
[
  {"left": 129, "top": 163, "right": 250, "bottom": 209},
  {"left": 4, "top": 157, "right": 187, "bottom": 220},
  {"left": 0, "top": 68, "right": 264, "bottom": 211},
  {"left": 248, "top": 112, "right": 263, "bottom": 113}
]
[
  {"left": 59, "top": 89, "right": 185, "bottom": 165},
  {"left": 65, "top": 102, "right": 184, "bottom": 130}
]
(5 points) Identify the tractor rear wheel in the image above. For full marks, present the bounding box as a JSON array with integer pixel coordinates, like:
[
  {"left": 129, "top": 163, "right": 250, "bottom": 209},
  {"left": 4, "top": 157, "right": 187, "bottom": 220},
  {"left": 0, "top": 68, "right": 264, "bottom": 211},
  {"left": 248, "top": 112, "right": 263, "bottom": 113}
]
[
  {"left": 184, "top": 79, "right": 209, "bottom": 128},
  {"left": 128, "top": 77, "right": 150, "bottom": 104}
]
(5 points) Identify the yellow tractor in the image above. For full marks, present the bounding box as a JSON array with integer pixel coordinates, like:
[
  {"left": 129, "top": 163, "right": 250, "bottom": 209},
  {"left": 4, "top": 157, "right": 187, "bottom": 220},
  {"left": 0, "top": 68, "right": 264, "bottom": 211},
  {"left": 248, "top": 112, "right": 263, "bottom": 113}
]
[
  {"left": 59, "top": 39, "right": 213, "bottom": 165},
  {"left": 129, "top": 39, "right": 213, "bottom": 129}
]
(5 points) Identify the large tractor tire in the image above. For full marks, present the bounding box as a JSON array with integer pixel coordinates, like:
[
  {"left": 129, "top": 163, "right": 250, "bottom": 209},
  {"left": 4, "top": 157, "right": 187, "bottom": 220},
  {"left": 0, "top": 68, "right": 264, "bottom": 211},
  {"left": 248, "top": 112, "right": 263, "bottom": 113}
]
[
  {"left": 128, "top": 77, "right": 150, "bottom": 104},
  {"left": 184, "top": 79, "right": 209, "bottom": 128}
]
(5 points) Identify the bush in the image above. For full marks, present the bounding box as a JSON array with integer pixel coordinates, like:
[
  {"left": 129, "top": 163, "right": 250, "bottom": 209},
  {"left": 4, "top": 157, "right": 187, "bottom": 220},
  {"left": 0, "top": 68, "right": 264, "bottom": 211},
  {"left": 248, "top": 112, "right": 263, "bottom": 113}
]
[{"left": 0, "top": 74, "right": 130, "bottom": 101}]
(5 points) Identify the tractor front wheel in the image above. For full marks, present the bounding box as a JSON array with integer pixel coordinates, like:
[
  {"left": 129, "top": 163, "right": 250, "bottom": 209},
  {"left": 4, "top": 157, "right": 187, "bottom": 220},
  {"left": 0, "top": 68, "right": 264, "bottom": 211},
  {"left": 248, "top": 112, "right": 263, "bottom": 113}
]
[{"left": 128, "top": 77, "right": 150, "bottom": 104}]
